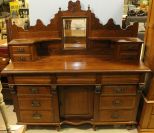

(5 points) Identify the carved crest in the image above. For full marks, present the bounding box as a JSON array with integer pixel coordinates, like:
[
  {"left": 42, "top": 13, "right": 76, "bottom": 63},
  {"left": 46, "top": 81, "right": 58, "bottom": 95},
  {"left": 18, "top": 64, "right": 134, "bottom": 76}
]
[{"left": 68, "top": 0, "right": 81, "bottom": 12}]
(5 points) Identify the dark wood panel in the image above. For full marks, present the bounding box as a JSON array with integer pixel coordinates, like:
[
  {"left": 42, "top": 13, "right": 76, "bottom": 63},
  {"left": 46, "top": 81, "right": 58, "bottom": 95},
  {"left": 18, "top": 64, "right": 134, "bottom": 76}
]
[{"left": 59, "top": 86, "right": 94, "bottom": 118}]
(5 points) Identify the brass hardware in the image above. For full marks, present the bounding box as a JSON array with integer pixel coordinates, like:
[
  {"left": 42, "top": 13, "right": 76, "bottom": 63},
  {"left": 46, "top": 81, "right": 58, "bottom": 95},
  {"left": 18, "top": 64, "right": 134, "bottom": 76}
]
[
  {"left": 31, "top": 100, "right": 41, "bottom": 107},
  {"left": 32, "top": 113, "right": 42, "bottom": 120},
  {"left": 31, "top": 88, "right": 38, "bottom": 94},
  {"left": 17, "top": 57, "right": 26, "bottom": 61},
  {"left": 112, "top": 99, "right": 121, "bottom": 106},
  {"left": 111, "top": 113, "right": 119, "bottom": 119},
  {"left": 114, "top": 88, "right": 126, "bottom": 93},
  {"left": 95, "top": 85, "right": 101, "bottom": 94},
  {"left": 17, "top": 48, "right": 25, "bottom": 53}
]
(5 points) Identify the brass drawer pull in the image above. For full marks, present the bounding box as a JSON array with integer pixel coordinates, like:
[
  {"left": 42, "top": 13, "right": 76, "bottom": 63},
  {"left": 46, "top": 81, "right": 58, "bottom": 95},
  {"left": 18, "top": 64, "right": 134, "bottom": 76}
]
[
  {"left": 32, "top": 113, "right": 42, "bottom": 120},
  {"left": 17, "top": 48, "right": 25, "bottom": 53},
  {"left": 31, "top": 100, "right": 41, "bottom": 107},
  {"left": 31, "top": 88, "right": 38, "bottom": 93},
  {"left": 112, "top": 99, "right": 121, "bottom": 106},
  {"left": 114, "top": 88, "right": 126, "bottom": 93},
  {"left": 111, "top": 113, "right": 119, "bottom": 119},
  {"left": 17, "top": 57, "right": 26, "bottom": 61}
]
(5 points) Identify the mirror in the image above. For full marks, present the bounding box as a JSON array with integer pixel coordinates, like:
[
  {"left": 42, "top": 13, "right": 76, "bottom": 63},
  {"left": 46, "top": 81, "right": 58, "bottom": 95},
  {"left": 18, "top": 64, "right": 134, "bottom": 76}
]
[{"left": 63, "top": 18, "right": 87, "bottom": 50}]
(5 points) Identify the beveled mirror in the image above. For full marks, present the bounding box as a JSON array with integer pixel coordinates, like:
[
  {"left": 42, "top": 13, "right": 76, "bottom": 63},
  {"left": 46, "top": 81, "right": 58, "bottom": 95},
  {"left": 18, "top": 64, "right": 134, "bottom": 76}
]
[{"left": 63, "top": 18, "right": 87, "bottom": 50}]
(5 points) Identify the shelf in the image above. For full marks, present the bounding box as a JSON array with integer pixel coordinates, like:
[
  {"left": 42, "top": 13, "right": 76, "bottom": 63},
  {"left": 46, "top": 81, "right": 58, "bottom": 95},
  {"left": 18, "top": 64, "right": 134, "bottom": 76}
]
[{"left": 9, "top": 37, "right": 62, "bottom": 45}]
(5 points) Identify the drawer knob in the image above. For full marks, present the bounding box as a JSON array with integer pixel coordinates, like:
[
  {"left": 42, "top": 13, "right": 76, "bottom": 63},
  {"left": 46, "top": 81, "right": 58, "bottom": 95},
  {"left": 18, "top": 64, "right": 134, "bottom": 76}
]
[
  {"left": 31, "top": 100, "right": 41, "bottom": 107},
  {"left": 32, "top": 113, "right": 42, "bottom": 120},
  {"left": 31, "top": 88, "right": 38, "bottom": 94}
]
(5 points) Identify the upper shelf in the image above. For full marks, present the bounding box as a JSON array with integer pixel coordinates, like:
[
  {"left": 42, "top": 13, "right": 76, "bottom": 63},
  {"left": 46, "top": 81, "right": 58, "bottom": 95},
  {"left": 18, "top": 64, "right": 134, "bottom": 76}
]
[{"left": 9, "top": 37, "right": 62, "bottom": 45}]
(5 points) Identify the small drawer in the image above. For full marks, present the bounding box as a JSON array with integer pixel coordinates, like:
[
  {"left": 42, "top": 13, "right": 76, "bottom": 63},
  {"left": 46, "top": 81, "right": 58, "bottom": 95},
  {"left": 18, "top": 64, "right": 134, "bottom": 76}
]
[
  {"left": 18, "top": 97, "right": 52, "bottom": 110},
  {"left": 57, "top": 74, "right": 96, "bottom": 84},
  {"left": 12, "top": 54, "right": 32, "bottom": 62},
  {"left": 20, "top": 111, "right": 53, "bottom": 123},
  {"left": 11, "top": 46, "right": 31, "bottom": 54},
  {"left": 102, "top": 74, "right": 140, "bottom": 84},
  {"left": 119, "top": 52, "right": 139, "bottom": 61},
  {"left": 102, "top": 85, "right": 137, "bottom": 95},
  {"left": 14, "top": 75, "right": 52, "bottom": 84},
  {"left": 99, "top": 109, "right": 134, "bottom": 122},
  {"left": 100, "top": 96, "right": 136, "bottom": 109},
  {"left": 120, "top": 44, "right": 140, "bottom": 51},
  {"left": 17, "top": 86, "right": 51, "bottom": 95},
  {"left": 148, "top": 115, "right": 154, "bottom": 128}
]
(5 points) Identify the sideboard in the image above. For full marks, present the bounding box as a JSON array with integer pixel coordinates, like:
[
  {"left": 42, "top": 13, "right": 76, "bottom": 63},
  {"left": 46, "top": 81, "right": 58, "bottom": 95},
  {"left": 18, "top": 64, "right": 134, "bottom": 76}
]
[{"left": 1, "top": 0, "right": 151, "bottom": 130}]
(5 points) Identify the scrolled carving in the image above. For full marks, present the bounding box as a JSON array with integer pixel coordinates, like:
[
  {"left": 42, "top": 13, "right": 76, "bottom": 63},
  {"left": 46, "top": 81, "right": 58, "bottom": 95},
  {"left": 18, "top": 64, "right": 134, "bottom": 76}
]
[{"left": 68, "top": 0, "right": 81, "bottom": 12}]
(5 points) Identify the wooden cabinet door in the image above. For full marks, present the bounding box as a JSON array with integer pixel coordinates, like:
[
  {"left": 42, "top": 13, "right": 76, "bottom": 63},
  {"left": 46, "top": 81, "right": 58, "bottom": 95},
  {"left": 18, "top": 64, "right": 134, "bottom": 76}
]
[{"left": 59, "top": 86, "right": 94, "bottom": 119}]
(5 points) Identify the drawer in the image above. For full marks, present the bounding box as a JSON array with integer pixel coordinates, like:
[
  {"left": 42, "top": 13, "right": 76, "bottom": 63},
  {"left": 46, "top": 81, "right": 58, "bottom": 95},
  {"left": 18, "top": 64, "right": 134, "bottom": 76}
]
[
  {"left": 148, "top": 115, "right": 154, "bottom": 128},
  {"left": 14, "top": 75, "right": 52, "bottom": 84},
  {"left": 99, "top": 109, "right": 134, "bottom": 122},
  {"left": 102, "top": 85, "right": 137, "bottom": 95},
  {"left": 57, "top": 74, "right": 96, "bottom": 84},
  {"left": 12, "top": 54, "right": 32, "bottom": 62},
  {"left": 100, "top": 96, "right": 136, "bottom": 109},
  {"left": 11, "top": 46, "right": 31, "bottom": 54},
  {"left": 120, "top": 44, "right": 140, "bottom": 51},
  {"left": 20, "top": 111, "right": 53, "bottom": 123},
  {"left": 18, "top": 97, "right": 52, "bottom": 110},
  {"left": 119, "top": 53, "right": 139, "bottom": 61},
  {"left": 17, "top": 86, "right": 51, "bottom": 95},
  {"left": 102, "top": 74, "right": 140, "bottom": 84}
]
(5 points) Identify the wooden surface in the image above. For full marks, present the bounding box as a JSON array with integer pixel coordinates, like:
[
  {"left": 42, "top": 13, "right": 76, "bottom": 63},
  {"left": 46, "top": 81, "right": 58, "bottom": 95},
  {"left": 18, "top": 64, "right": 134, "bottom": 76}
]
[{"left": 2, "top": 55, "right": 150, "bottom": 74}]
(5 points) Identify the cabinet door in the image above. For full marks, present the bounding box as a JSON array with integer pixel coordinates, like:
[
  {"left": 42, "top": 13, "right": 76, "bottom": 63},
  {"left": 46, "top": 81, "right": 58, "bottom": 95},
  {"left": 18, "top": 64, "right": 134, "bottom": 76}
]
[{"left": 59, "top": 86, "right": 94, "bottom": 119}]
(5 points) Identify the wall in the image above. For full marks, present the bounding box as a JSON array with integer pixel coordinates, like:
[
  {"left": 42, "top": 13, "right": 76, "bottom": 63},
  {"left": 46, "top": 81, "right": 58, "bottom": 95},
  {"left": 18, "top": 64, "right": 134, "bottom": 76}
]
[{"left": 28, "top": 0, "right": 124, "bottom": 26}]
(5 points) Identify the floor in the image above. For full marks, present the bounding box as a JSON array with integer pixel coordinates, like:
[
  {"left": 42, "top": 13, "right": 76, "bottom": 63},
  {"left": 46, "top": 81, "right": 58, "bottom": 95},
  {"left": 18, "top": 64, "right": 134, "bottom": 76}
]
[{"left": 0, "top": 105, "right": 139, "bottom": 133}]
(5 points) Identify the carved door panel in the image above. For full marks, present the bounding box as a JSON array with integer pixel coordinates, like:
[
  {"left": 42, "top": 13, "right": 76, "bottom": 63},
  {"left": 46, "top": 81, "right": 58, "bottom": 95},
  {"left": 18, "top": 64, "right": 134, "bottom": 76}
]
[{"left": 59, "top": 86, "right": 94, "bottom": 119}]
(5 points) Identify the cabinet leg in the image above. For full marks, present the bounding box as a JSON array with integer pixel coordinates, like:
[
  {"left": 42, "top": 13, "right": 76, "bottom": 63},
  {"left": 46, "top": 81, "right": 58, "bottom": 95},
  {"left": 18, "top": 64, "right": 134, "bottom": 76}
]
[
  {"left": 92, "top": 125, "right": 97, "bottom": 131},
  {"left": 56, "top": 125, "right": 61, "bottom": 131}
]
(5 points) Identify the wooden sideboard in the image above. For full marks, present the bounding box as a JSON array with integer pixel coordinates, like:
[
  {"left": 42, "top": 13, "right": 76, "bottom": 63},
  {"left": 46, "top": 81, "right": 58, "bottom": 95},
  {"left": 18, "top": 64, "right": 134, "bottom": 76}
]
[{"left": 1, "top": 0, "right": 152, "bottom": 130}]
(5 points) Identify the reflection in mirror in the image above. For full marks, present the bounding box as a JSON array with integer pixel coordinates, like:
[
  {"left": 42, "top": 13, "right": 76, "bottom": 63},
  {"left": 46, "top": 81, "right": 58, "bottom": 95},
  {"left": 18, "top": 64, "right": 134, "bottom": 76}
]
[{"left": 63, "top": 18, "right": 87, "bottom": 50}]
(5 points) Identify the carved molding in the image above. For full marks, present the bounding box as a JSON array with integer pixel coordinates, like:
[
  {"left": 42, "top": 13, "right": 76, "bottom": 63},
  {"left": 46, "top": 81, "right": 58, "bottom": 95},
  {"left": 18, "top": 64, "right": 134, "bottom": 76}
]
[{"left": 68, "top": 0, "right": 81, "bottom": 12}]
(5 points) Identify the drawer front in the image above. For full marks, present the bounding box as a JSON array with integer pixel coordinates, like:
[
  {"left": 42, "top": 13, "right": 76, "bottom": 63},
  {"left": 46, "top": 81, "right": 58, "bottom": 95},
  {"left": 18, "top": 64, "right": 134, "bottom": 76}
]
[
  {"left": 102, "top": 74, "right": 140, "bottom": 84},
  {"left": 57, "top": 74, "right": 96, "bottom": 84},
  {"left": 102, "top": 85, "right": 137, "bottom": 95},
  {"left": 12, "top": 54, "right": 32, "bottom": 62},
  {"left": 18, "top": 97, "right": 52, "bottom": 110},
  {"left": 11, "top": 46, "right": 31, "bottom": 54},
  {"left": 148, "top": 115, "right": 154, "bottom": 128},
  {"left": 119, "top": 53, "right": 139, "bottom": 61},
  {"left": 14, "top": 75, "right": 52, "bottom": 84},
  {"left": 17, "top": 86, "right": 51, "bottom": 95},
  {"left": 99, "top": 110, "right": 134, "bottom": 122},
  {"left": 20, "top": 111, "right": 53, "bottom": 123},
  {"left": 100, "top": 96, "right": 136, "bottom": 109},
  {"left": 120, "top": 44, "right": 140, "bottom": 51}
]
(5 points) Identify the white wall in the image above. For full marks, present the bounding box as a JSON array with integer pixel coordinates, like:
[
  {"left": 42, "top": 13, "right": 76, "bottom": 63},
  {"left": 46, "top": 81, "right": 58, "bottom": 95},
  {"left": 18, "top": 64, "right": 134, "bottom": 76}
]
[{"left": 28, "top": 0, "right": 124, "bottom": 26}]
